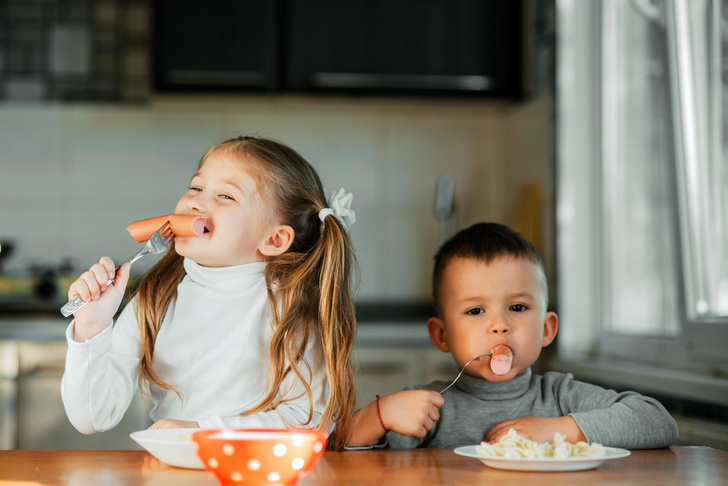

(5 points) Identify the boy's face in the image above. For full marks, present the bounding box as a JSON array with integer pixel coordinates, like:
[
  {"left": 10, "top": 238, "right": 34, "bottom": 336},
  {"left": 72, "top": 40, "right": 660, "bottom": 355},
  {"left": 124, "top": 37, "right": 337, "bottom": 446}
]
[{"left": 428, "top": 256, "right": 557, "bottom": 382}]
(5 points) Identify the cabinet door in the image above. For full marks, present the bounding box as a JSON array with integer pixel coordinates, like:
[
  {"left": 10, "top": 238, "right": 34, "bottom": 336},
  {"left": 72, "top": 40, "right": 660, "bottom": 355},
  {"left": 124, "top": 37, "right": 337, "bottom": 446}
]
[
  {"left": 423, "top": 348, "right": 459, "bottom": 384},
  {"left": 153, "top": 0, "right": 280, "bottom": 92},
  {"left": 16, "top": 342, "right": 152, "bottom": 450},
  {"left": 286, "top": 0, "right": 523, "bottom": 96},
  {"left": 354, "top": 347, "right": 423, "bottom": 409}
]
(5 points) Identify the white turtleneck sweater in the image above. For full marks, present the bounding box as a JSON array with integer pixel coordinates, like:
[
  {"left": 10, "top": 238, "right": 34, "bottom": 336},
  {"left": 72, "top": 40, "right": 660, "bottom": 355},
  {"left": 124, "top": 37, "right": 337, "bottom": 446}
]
[{"left": 61, "top": 258, "right": 328, "bottom": 434}]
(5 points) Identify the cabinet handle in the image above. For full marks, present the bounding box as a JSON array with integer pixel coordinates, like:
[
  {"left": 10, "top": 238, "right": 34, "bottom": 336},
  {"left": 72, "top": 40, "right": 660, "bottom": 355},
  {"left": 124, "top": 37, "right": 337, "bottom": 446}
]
[
  {"left": 311, "top": 73, "right": 494, "bottom": 91},
  {"left": 165, "top": 70, "right": 264, "bottom": 87}
]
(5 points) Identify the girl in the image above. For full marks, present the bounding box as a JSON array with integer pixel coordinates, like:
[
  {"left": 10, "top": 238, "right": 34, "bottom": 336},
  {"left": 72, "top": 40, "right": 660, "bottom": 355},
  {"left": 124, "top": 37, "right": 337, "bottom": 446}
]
[{"left": 61, "top": 136, "right": 358, "bottom": 450}]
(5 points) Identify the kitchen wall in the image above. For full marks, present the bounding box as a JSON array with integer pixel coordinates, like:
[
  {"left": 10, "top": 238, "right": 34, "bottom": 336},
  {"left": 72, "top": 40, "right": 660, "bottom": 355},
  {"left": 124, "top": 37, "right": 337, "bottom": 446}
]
[{"left": 0, "top": 93, "right": 554, "bottom": 303}]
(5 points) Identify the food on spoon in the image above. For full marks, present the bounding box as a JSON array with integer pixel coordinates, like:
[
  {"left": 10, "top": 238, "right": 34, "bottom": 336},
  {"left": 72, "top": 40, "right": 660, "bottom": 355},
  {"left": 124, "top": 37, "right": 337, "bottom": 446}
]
[
  {"left": 489, "top": 344, "right": 513, "bottom": 375},
  {"left": 477, "top": 428, "right": 605, "bottom": 458},
  {"left": 126, "top": 214, "right": 206, "bottom": 242}
]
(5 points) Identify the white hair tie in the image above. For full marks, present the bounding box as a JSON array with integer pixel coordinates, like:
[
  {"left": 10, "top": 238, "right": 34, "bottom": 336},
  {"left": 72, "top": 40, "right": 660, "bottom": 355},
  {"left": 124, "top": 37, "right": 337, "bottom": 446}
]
[
  {"left": 318, "top": 188, "right": 356, "bottom": 229},
  {"left": 318, "top": 208, "right": 334, "bottom": 222}
]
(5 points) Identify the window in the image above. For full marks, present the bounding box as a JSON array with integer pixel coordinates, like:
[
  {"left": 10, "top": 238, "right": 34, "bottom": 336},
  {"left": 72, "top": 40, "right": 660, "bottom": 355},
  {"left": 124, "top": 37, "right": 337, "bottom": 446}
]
[{"left": 556, "top": 0, "right": 728, "bottom": 402}]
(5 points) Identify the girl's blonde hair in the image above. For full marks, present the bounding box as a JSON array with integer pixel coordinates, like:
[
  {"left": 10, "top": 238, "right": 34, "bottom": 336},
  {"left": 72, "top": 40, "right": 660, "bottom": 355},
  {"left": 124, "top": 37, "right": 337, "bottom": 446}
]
[{"left": 132, "top": 136, "right": 357, "bottom": 450}]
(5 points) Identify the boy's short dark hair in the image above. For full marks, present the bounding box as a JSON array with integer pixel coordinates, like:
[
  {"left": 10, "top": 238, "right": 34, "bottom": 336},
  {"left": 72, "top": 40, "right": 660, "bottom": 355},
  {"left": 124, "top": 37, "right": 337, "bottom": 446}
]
[{"left": 432, "top": 222, "right": 547, "bottom": 315}]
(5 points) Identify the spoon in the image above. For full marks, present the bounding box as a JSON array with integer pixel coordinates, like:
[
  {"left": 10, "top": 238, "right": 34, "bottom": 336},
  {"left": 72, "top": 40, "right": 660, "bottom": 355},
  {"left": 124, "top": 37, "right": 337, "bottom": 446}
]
[{"left": 439, "top": 353, "right": 493, "bottom": 394}]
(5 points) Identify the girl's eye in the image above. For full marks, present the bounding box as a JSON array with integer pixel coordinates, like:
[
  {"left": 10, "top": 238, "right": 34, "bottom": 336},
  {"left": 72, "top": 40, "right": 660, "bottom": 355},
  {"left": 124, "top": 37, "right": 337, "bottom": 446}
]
[
  {"left": 189, "top": 186, "right": 202, "bottom": 192},
  {"left": 510, "top": 304, "right": 528, "bottom": 312},
  {"left": 219, "top": 194, "right": 235, "bottom": 201},
  {"left": 466, "top": 308, "right": 484, "bottom": 315}
]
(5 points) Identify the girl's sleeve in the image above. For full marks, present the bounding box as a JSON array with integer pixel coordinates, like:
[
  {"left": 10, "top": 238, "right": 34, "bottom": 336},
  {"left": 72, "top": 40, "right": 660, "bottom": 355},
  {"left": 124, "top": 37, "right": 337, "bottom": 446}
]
[
  {"left": 196, "top": 335, "right": 329, "bottom": 432},
  {"left": 551, "top": 372, "right": 679, "bottom": 449},
  {"left": 61, "top": 302, "right": 142, "bottom": 434}
]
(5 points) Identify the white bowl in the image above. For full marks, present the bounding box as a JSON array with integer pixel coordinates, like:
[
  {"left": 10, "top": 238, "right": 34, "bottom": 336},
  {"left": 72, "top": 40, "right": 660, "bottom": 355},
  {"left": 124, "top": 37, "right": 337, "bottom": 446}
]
[{"left": 130, "top": 428, "right": 204, "bottom": 469}]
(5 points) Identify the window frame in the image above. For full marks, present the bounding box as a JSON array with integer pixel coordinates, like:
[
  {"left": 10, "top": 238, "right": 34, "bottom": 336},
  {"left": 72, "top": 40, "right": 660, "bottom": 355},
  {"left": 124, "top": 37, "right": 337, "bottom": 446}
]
[{"left": 554, "top": 0, "right": 728, "bottom": 406}]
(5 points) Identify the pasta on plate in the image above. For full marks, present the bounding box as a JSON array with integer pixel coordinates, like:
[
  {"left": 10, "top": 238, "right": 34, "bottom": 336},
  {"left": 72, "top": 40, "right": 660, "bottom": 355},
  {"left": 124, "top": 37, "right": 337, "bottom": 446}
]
[{"left": 477, "top": 428, "right": 605, "bottom": 459}]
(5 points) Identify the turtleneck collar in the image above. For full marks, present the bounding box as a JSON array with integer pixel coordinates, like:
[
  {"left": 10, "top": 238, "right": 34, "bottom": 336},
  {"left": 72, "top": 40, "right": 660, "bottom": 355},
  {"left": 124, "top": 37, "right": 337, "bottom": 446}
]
[
  {"left": 453, "top": 368, "right": 533, "bottom": 401},
  {"left": 182, "top": 257, "right": 267, "bottom": 292}
]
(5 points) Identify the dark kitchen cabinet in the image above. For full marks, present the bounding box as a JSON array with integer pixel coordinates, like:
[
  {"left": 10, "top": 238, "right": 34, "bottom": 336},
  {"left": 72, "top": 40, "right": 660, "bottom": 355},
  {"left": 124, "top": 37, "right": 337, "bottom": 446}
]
[
  {"left": 153, "top": 0, "right": 523, "bottom": 97},
  {"left": 285, "top": 0, "right": 523, "bottom": 97},
  {"left": 153, "top": 0, "right": 281, "bottom": 92}
]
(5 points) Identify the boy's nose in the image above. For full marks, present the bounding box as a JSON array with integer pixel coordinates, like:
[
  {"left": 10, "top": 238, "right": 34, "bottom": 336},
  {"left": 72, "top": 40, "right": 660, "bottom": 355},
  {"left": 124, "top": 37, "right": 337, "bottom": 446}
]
[{"left": 488, "top": 315, "right": 510, "bottom": 334}]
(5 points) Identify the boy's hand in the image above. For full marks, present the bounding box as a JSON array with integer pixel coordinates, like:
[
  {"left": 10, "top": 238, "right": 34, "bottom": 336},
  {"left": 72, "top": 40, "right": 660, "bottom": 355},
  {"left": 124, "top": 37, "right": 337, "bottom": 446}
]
[
  {"left": 68, "top": 257, "right": 130, "bottom": 341},
  {"left": 347, "top": 390, "right": 444, "bottom": 447},
  {"left": 380, "top": 390, "right": 444, "bottom": 438},
  {"left": 484, "top": 416, "right": 587, "bottom": 444}
]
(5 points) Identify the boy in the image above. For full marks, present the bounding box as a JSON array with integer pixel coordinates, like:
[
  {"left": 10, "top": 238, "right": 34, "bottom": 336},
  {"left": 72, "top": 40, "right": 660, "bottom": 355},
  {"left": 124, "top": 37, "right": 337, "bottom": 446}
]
[{"left": 348, "top": 222, "right": 678, "bottom": 449}]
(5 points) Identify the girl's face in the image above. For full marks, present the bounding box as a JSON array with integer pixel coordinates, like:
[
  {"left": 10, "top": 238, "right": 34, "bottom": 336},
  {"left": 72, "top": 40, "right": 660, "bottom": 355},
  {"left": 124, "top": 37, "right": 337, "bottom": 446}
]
[{"left": 173, "top": 151, "right": 279, "bottom": 267}]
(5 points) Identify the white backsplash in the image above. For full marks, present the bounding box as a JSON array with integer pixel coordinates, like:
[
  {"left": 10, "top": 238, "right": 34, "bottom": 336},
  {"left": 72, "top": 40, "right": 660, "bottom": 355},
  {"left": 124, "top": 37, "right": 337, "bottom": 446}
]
[{"left": 0, "top": 95, "right": 552, "bottom": 301}]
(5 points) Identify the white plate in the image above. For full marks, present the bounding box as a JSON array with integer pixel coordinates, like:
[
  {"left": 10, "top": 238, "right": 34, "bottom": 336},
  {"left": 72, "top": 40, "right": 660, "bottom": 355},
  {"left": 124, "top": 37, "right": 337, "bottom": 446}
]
[
  {"left": 130, "top": 428, "right": 203, "bottom": 470},
  {"left": 454, "top": 445, "right": 631, "bottom": 472}
]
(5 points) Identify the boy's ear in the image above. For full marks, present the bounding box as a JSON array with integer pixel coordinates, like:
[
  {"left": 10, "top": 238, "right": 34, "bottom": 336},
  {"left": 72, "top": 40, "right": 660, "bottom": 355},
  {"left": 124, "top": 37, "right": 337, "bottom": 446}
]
[
  {"left": 427, "top": 317, "right": 451, "bottom": 353},
  {"left": 259, "top": 225, "right": 295, "bottom": 257},
  {"left": 541, "top": 311, "right": 558, "bottom": 347}
]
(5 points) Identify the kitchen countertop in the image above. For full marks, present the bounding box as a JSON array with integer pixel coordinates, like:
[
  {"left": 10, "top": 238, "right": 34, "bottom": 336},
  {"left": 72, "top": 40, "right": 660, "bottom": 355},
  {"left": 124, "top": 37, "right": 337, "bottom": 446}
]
[
  {"left": 0, "top": 446, "right": 724, "bottom": 485},
  {"left": 0, "top": 316, "right": 69, "bottom": 341},
  {"left": 0, "top": 315, "right": 432, "bottom": 347}
]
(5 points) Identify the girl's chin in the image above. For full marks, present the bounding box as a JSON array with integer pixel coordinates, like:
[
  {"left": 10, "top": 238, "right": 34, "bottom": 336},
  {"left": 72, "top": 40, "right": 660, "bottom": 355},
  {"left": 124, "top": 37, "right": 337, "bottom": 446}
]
[{"left": 173, "top": 241, "right": 202, "bottom": 261}]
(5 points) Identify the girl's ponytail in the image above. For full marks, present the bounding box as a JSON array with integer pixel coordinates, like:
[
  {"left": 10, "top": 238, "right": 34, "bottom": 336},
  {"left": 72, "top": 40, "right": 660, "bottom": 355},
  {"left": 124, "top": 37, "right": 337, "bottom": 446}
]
[
  {"left": 314, "top": 215, "right": 357, "bottom": 451},
  {"left": 253, "top": 209, "right": 357, "bottom": 451}
]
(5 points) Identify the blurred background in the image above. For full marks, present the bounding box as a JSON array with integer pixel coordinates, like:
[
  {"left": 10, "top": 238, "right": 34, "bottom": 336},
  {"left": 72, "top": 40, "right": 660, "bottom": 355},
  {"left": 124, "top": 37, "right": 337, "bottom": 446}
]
[{"left": 0, "top": 0, "right": 726, "bottom": 452}]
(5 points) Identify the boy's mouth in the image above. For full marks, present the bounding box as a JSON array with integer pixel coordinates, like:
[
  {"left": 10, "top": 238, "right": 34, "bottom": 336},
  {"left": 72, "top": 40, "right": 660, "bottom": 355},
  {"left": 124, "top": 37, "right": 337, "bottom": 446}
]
[{"left": 489, "top": 344, "right": 513, "bottom": 375}]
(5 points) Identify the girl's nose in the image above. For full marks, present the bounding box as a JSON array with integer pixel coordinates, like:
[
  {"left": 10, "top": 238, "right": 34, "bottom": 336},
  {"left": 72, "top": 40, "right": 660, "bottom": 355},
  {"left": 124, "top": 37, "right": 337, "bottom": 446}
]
[{"left": 186, "top": 193, "right": 206, "bottom": 212}]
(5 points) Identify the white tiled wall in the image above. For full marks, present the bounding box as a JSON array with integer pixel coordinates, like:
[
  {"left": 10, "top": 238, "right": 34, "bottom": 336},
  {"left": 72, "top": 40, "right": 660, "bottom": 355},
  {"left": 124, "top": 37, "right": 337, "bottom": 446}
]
[{"left": 0, "top": 95, "right": 552, "bottom": 301}]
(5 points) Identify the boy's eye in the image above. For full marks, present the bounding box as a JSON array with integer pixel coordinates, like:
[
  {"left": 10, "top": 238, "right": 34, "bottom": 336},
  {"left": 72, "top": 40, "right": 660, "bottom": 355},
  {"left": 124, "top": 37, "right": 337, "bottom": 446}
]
[
  {"left": 466, "top": 308, "right": 484, "bottom": 315},
  {"left": 189, "top": 186, "right": 202, "bottom": 192},
  {"left": 219, "top": 193, "right": 235, "bottom": 201},
  {"left": 510, "top": 304, "right": 528, "bottom": 312}
]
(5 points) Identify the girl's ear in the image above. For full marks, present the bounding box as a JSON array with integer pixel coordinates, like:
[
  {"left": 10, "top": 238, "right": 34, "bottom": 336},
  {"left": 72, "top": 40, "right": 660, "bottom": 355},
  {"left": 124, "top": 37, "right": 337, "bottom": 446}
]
[
  {"left": 428, "top": 317, "right": 451, "bottom": 353},
  {"left": 259, "top": 225, "right": 295, "bottom": 257},
  {"left": 541, "top": 311, "right": 558, "bottom": 347}
]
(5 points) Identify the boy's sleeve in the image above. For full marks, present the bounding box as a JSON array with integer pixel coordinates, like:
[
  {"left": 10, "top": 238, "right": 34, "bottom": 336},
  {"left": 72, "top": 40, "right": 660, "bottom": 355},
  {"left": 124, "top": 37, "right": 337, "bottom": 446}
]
[
  {"left": 550, "top": 372, "right": 679, "bottom": 449},
  {"left": 384, "top": 429, "right": 425, "bottom": 449}
]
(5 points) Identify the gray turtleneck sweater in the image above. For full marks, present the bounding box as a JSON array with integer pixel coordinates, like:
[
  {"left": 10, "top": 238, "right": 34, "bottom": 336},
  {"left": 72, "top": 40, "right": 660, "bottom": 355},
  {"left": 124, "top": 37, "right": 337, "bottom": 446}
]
[{"left": 384, "top": 369, "right": 678, "bottom": 449}]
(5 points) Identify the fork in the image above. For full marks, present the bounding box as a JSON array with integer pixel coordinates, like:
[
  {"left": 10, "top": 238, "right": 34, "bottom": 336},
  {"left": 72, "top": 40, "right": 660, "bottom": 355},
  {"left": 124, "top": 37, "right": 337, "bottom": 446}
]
[
  {"left": 439, "top": 353, "right": 493, "bottom": 394},
  {"left": 60, "top": 221, "right": 174, "bottom": 318}
]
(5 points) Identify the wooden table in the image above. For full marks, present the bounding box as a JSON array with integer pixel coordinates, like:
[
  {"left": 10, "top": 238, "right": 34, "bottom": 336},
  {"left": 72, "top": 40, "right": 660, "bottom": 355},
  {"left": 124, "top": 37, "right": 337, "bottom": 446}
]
[{"left": 0, "top": 447, "right": 725, "bottom": 485}]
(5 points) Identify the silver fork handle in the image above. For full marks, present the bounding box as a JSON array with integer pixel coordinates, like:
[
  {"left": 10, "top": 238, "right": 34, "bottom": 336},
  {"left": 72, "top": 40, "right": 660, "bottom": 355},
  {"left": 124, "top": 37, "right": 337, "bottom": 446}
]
[
  {"left": 60, "top": 281, "right": 114, "bottom": 317},
  {"left": 439, "top": 353, "right": 492, "bottom": 394},
  {"left": 59, "top": 249, "right": 148, "bottom": 318}
]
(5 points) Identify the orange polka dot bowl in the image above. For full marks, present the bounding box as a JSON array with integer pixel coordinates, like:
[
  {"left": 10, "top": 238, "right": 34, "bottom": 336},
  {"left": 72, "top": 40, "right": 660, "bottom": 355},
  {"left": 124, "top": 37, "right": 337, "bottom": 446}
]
[{"left": 191, "top": 428, "right": 328, "bottom": 486}]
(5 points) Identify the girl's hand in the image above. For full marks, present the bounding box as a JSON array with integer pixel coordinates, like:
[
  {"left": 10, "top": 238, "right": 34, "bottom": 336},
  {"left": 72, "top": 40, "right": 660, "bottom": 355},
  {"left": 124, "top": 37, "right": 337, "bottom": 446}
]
[
  {"left": 68, "top": 257, "right": 130, "bottom": 341},
  {"left": 148, "top": 419, "right": 199, "bottom": 430},
  {"left": 484, "top": 416, "right": 587, "bottom": 444},
  {"left": 380, "top": 390, "right": 444, "bottom": 438}
]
